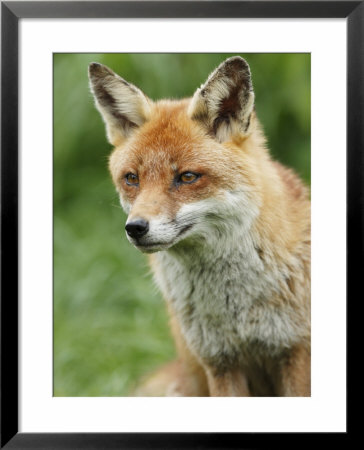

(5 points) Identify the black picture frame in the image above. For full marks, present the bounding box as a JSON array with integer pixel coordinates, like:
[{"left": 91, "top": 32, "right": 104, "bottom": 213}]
[{"left": 1, "top": 1, "right": 360, "bottom": 448}]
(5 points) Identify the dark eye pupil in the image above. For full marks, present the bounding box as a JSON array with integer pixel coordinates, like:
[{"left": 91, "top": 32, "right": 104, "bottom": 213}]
[
  {"left": 180, "top": 172, "right": 198, "bottom": 183},
  {"left": 126, "top": 173, "right": 138, "bottom": 185}
]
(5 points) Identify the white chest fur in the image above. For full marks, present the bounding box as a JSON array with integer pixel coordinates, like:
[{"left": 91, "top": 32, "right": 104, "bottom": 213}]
[{"left": 154, "top": 232, "right": 306, "bottom": 368}]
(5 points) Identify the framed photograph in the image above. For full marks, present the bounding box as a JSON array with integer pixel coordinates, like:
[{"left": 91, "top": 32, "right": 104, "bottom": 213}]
[{"left": 1, "top": 1, "right": 360, "bottom": 448}]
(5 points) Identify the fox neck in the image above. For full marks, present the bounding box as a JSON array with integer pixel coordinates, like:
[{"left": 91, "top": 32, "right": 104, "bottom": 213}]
[{"left": 152, "top": 208, "right": 286, "bottom": 367}]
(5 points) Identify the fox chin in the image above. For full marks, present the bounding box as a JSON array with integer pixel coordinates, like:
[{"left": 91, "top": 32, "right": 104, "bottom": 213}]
[{"left": 89, "top": 56, "right": 311, "bottom": 397}]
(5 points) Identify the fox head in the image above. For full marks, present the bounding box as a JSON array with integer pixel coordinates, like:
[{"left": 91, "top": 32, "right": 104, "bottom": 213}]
[{"left": 89, "top": 57, "right": 261, "bottom": 253}]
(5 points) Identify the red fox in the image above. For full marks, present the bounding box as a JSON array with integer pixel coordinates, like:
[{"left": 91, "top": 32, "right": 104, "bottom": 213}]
[{"left": 89, "top": 56, "right": 311, "bottom": 396}]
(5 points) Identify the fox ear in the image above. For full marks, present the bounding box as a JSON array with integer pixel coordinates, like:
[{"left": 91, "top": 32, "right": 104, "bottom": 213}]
[
  {"left": 88, "top": 63, "right": 151, "bottom": 145},
  {"left": 188, "top": 56, "right": 254, "bottom": 142}
]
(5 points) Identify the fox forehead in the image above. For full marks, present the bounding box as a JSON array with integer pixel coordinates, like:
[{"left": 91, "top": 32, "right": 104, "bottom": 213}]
[{"left": 109, "top": 100, "right": 245, "bottom": 188}]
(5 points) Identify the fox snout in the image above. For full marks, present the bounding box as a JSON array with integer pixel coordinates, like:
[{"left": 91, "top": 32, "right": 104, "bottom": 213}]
[
  {"left": 124, "top": 207, "right": 198, "bottom": 253},
  {"left": 124, "top": 211, "right": 174, "bottom": 252}
]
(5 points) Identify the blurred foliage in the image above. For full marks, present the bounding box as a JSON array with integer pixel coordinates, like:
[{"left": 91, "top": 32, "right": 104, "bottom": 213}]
[{"left": 54, "top": 53, "right": 310, "bottom": 396}]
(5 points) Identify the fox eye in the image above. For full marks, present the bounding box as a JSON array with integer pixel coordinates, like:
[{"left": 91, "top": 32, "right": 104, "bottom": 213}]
[
  {"left": 125, "top": 173, "right": 139, "bottom": 186},
  {"left": 178, "top": 172, "right": 200, "bottom": 184}
]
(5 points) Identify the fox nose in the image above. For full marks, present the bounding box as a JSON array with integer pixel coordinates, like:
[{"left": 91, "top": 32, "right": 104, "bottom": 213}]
[{"left": 125, "top": 219, "right": 149, "bottom": 239}]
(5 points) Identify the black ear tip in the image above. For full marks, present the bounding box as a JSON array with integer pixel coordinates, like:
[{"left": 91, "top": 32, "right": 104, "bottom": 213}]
[
  {"left": 89, "top": 62, "right": 101, "bottom": 68},
  {"left": 88, "top": 62, "right": 114, "bottom": 78},
  {"left": 89, "top": 62, "right": 101, "bottom": 77},
  {"left": 224, "top": 56, "right": 250, "bottom": 73},
  {"left": 89, "top": 62, "right": 102, "bottom": 70}
]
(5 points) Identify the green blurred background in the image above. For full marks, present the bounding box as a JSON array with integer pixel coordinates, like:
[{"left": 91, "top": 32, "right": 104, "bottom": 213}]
[{"left": 54, "top": 53, "right": 310, "bottom": 396}]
